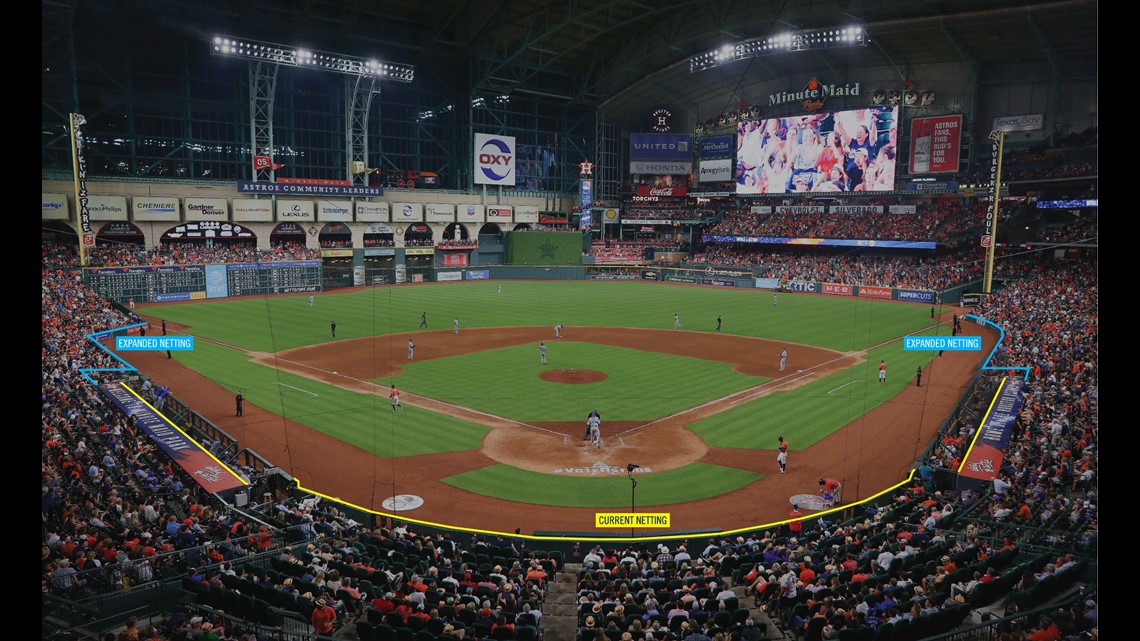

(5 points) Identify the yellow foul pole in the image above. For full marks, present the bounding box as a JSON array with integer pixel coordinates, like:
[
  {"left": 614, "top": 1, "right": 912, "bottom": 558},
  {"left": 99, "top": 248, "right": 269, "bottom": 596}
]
[{"left": 982, "top": 130, "right": 1005, "bottom": 294}]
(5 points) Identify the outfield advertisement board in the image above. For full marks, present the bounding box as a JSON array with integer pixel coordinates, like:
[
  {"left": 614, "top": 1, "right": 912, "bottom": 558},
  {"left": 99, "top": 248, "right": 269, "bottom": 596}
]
[
  {"left": 465, "top": 270, "right": 490, "bottom": 280},
  {"left": 822, "top": 283, "right": 853, "bottom": 296},
  {"left": 436, "top": 271, "right": 463, "bottom": 282},
  {"left": 701, "top": 278, "right": 735, "bottom": 287},
  {"left": 755, "top": 278, "right": 780, "bottom": 289},
  {"left": 898, "top": 289, "right": 936, "bottom": 303},
  {"left": 782, "top": 280, "right": 819, "bottom": 293},
  {"left": 858, "top": 285, "right": 893, "bottom": 299}
]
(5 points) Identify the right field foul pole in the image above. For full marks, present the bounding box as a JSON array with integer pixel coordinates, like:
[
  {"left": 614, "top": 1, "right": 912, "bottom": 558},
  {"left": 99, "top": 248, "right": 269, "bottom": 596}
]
[{"left": 982, "top": 130, "right": 1005, "bottom": 295}]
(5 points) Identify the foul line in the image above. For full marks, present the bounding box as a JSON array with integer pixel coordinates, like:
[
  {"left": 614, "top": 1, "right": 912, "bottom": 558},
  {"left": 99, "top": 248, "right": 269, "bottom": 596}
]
[
  {"left": 828, "top": 380, "right": 862, "bottom": 395},
  {"left": 275, "top": 382, "right": 320, "bottom": 397}
]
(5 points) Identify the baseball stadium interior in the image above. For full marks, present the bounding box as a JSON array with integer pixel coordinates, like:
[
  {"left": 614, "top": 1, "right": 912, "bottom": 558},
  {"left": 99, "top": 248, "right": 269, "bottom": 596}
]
[{"left": 41, "top": 1, "right": 1097, "bottom": 640}]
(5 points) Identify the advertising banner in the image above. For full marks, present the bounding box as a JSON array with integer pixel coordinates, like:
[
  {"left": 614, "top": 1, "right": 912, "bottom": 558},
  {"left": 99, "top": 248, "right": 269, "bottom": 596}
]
[
  {"left": 355, "top": 201, "right": 390, "bottom": 222},
  {"left": 630, "top": 133, "right": 693, "bottom": 161},
  {"left": 630, "top": 160, "right": 692, "bottom": 175},
  {"left": 233, "top": 198, "right": 273, "bottom": 222},
  {"left": 699, "top": 135, "right": 734, "bottom": 159},
  {"left": 782, "top": 280, "right": 818, "bottom": 293},
  {"left": 238, "top": 182, "right": 382, "bottom": 197},
  {"left": 960, "top": 293, "right": 985, "bottom": 306},
  {"left": 436, "top": 271, "right": 463, "bottom": 281},
  {"left": 750, "top": 206, "right": 772, "bottom": 215},
  {"left": 42, "top": 193, "right": 69, "bottom": 220},
  {"left": 580, "top": 180, "right": 593, "bottom": 230},
  {"left": 459, "top": 204, "right": 485, "bottom": 223},
  {"left": 701, "top": 278, "right": 736, "bottom": 287},
  {"left": 205, "top": 264, "right": 228, "bottom": 299},
  {"left": 364, "top": 248, "right": 395, "bottom": 257},
  {"left": 830, "top": 205, "right": 882, "bottom": 215},
  {"left": 858, "top": 285, "right": 893, "bottom": 299},
  {"left": 465, "top": 270, "right": 490, "bottom": 280},
  {"left": 822, "top": 283, "right": 853, "bottom": 296},
  {"left": 775, "top": 205, "right": 825, "bottom": 215},
  {"left": 132, "top": 197, "right": 180, "bottom": 222},
  {"left": 888, "top": 205, "right": 917, "bottom": 214},
  {"left": 755, "top": 277, "right": 781, "bottom": 289},
  {"left": 910, "top": 115, "right": 962, "bottom": 174},
  {"left": 897, "top": 289, "right": 936, "bottom": 303},
  {"left": 474, "top": 133, "right": 517, "bottom": 186},
  {"left": 425, "top": 203, "right": 455, "bottom": 222},
  {"left": 276, "top": 200, "right": 315, "bottom": 221},
  {"left": 317, "top": 200, "right": 353, "bottom": 222},
  {"left": 405, "top": 247, "right": 434, "bottom": 256},
  {"left": 698, "top": 158, "right": 733, "bottom": 182},
  {"left": 486, "top": 206, "right": 513, "bottom": 221},
  {"left": 992, "top": 113, "right": 1044, "bottom": 132},
  {"left": 633, "top": 186, "right": 686, "bottom": 198},
  {"left": 515, "top": 206, "right": 539, "bottom": 223},
  {"left": 184, "top": 198, "right": 229, "bottom": 221},
  {"left": 392, "top": 202, "right": 424, "bottom": 223},
  {"left": 441, "top": 253, "right": 469, "bottom": 267},
  {"left": 87, "top": 195, "right": 129, "bottom": 221},
  {"left": 959, "top": 379, "right": 1024, "bottom": 487},
  {"left": 98, "top": 383, "right": 247, "bottom": 493}
]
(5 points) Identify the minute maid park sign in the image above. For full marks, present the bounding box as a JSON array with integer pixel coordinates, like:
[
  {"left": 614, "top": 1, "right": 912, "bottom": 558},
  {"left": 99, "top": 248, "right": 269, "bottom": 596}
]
[{"left": 769, "top": 76, "right": 861, "bottom": 111}]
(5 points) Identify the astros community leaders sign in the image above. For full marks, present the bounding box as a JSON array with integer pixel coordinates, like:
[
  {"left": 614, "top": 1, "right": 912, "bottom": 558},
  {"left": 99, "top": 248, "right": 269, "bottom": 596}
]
[{"left": 595, "top": 513, "right": 671, "bottom": 528}]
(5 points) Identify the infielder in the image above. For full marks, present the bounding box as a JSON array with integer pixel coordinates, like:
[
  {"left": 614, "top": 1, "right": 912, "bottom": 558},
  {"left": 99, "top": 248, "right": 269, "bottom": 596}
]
[
  {"left": 407, "top": 338, "right": 415, "bottom": 360},
  {"left": 776, "top": 448, "right": 788, "bottom": 474},
  {"left": 389, "top": 385, "right": 401, "bottom": 411},
  {"left": 453, "top": 317, "right": 459, "bottom": 334},
  {"left": 779, "top": 347, "right": 787, "bottom": 372},
  {"left": 879, "top": 360, "right": 887, "bottom": 383},
  {"left": 554, "top": 324, "right": 563, "bottom": 338},
  {"left": 539, "top": 342, "right": 547, "bottom": 365},
  {"left": 674, "top": 313, "right": 682, "bottom": 329}
]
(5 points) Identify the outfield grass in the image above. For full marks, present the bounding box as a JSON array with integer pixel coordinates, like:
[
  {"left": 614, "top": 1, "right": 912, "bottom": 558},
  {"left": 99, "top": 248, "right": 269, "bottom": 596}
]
[
  {"left": 391, "top": 342, "right": 765, "bottom": 421},
  {"left": 172, "top": 340, "right": 488, "bottom": 457},
  {"left": 141, "top": 281, "right": 932, "bottom": 353},
  {"left": 441, "top": 462, "right": 762, "bottom": 508},
  {"left": 689, "top": 330, "right": 941, "bottom": 449}
]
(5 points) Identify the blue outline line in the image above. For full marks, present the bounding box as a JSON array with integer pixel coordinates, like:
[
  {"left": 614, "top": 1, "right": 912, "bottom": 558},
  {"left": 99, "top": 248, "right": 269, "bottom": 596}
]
[
  {"left": 78, "top": 322, "right": 146, "bottom": 384},
  {"left": 966, "top": 313, "right": 1030, "bottom": 381}
]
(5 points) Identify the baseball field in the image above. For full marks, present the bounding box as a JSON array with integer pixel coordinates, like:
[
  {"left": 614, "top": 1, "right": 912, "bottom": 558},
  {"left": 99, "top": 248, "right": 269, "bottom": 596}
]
[{"left": 125, "top": 280, "right": 989, "bottom": 535}]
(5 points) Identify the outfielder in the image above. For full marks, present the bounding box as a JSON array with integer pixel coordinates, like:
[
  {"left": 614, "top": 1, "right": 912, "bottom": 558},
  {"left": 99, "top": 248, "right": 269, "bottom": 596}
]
[
  {"left": 453, "top": 317, "right": 459, "bottom": 334},
  {"left": 539, "top": 342, "right": 547, "bottom": 365},
  {"left": 674, "top": 313, "right": 682, "bottom": 329},
  {"left": 879, "top": 360, "right": 887, "bottom": 383}
]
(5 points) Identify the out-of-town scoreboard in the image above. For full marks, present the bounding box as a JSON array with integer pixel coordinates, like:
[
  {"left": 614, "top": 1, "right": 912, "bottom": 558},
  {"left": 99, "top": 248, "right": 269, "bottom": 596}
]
[{"left": 84, "top": 261, "right": 321, "bottom": 303}]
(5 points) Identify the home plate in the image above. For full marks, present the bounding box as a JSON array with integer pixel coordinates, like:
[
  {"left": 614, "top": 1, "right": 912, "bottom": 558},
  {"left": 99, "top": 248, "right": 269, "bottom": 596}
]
[{"left": 382, "top": 494, "right": 425, "bottom": 511}]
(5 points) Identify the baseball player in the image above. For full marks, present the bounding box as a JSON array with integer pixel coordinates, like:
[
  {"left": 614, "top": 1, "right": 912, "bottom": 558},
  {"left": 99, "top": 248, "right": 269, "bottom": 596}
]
[
  {"left": 773, "top": 293, "right": 778, "bottom": 306},
  {"left": 554, "top": 324, "right": 563, "bottom": 338},
  {"left": 453, "top": 317, "right": 459, "bottom": 334},
  {"left": 715, "top": 315, "right": 722, "bottom": 332},
  {"left": 879, "top": 360, "right": 887, "bottom": 383},
  {"left": 539, "top": 342, "right": 547, "bottom": 365},
  {"left": 779, "top": 347, "right": 787, "bottom": 372},
  {"left": 389, "top": 384, "right": 401, "bottom": 411},
  {"left": 497, "top": 282, "right": 502, "bottom": 294},
  {"left": 330, "top": 321, "right": 336, "bottom": 339},
  {"left": 309, "top": 295, "right": 315, "bottom": 308},
  {"left": 419, "top": 312, "right": 428, "bottom": 329},
  {"left": 586, "top": 410, "right": 602, "bottom": 448},
  {"left": 819, "top": 477, "right": 841, "bottom": 506},
  {"left": 776, "top": 435, "right": 789, "bottom": 473},
  {"left": 407, "top": 338, "right": 415, "bottom": 360},
  {"left": 674, "top": 313, "right": 682, "bottom": 329}
]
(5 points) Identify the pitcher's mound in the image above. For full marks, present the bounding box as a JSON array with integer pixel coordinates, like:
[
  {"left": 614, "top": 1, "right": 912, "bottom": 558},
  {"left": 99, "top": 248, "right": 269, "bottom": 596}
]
[{"left": 540, "top": 369, "right": 607, "bottom": 384}]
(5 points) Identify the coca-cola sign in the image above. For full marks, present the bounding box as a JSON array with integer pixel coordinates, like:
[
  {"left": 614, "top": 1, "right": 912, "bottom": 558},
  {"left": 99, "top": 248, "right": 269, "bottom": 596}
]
[{"left": 635, "top": 186, "right": 688, "bottom": 197}]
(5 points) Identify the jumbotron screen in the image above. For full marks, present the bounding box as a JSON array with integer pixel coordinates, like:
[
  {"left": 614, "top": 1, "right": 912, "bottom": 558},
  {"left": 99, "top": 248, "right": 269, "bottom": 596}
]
[{"left": 735, "top": 106, "right": 898, "bottom": 194}]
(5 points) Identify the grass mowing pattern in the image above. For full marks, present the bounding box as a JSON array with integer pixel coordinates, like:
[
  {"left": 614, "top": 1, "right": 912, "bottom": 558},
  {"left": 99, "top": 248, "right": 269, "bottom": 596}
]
[
  {"left": 442, "top": 462, "right": 762, "bottom": 508},
  {"left": 174, "top": 340, "right": 488, "bottom": 457},
  {"left": 141, "top": 280, "right": 932, "bottom": 353},
  {"left": 391, "top": 342, "right": 765, "bottom": 421},
  {"left": 689, "top": 332, "right": 940, "bottom": 450}
]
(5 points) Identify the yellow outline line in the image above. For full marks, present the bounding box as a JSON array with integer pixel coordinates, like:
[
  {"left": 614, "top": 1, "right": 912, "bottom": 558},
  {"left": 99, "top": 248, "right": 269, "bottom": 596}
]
[
  {"left": 956, "top": 376, "right": 1008, "bottom": 474},
  {"left": 294, "top": 469, "right": 918, "bottom": 543},
  {"left": 117, "top": 382, "right": 248, "bottom": 485}
]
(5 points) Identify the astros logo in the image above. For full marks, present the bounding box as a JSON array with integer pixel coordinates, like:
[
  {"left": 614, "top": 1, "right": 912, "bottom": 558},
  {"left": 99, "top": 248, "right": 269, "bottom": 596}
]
[{"left": 478, "top": 138, "right": 514, "bottom": 182}]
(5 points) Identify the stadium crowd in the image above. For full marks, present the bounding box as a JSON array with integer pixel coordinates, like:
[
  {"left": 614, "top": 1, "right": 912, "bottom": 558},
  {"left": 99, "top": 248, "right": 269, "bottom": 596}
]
[{"left": 85, "top": 243, "right": 319, "bottom": 267}]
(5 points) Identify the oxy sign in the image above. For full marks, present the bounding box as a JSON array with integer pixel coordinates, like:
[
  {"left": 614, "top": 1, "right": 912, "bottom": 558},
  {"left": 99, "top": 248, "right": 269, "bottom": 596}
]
[{"left": 474, "top": 133, "right": 516, "bottom": 186}]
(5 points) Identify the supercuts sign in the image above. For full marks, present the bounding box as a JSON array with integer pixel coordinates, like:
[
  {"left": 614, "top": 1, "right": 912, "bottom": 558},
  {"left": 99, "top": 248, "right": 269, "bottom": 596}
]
[{"left": 474, "top": 133, "right": 516, "bottom": 186}]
